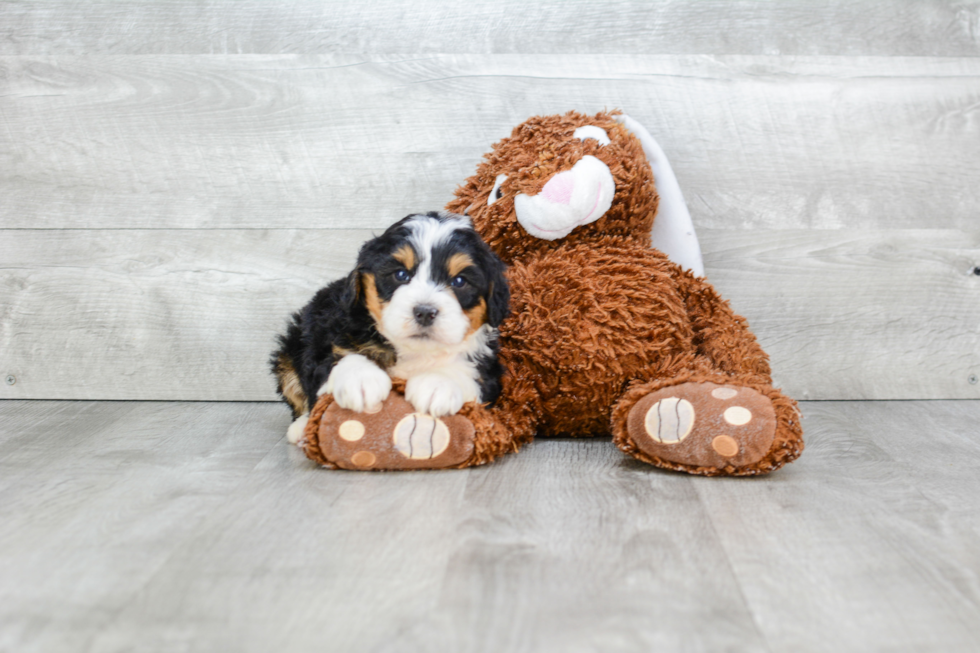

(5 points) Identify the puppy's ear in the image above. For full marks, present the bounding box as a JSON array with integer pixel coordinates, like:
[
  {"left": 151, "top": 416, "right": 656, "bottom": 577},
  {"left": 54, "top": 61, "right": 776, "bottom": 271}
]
[
  {"left": 340, "top": 269, "right": 362, "bottom": 312},
  {"left": 485, "top": 255, "right": 510, "bottom": 328}
]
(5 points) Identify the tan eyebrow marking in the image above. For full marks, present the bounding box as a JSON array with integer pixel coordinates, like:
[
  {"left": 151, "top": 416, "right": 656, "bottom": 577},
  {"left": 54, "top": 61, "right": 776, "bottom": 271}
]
[
  {"left": 393, "top": 244, "right": 416, "bottom": 269},
  {"left": 447, "top": 253, "right": 474, "bottom": 278}
]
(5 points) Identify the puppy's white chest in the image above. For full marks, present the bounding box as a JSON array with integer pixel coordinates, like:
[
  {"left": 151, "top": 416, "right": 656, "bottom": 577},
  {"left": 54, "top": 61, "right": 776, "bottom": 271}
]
[{"left": 390, "top": 350, "right": 472, "bottom": 381}]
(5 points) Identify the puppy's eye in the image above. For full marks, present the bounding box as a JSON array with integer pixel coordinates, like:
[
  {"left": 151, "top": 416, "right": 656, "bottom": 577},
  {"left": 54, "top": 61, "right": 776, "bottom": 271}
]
[
  {"left": 487, "top": 174, "right": 508, "bottom": 206},
  {"left": 450, "top": 275, "right": 467, "bottom": 288},
  {"left": 393, "top": 269, "right": 412, "bottom": 283}
]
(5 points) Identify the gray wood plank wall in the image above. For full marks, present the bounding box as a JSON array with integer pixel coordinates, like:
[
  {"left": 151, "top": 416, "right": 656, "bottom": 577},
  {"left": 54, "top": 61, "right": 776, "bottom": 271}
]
[{"left": 1, "top": 2, "right": 979, "bottom": 401}]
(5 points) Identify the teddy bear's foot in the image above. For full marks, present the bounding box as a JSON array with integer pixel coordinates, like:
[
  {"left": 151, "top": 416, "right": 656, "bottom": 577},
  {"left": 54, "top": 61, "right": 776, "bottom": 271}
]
[
  {"left": 312, "top": 392, "right": 475, "bottom": 470},
  {"left": 626, "top": 382, "right": 776, "bottom": 470}
]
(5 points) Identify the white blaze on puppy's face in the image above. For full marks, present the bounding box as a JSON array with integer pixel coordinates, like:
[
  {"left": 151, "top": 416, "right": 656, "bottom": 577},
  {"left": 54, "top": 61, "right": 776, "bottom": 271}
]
[{"left": 378, "top": 214, "right": 474, "bottom": 348}]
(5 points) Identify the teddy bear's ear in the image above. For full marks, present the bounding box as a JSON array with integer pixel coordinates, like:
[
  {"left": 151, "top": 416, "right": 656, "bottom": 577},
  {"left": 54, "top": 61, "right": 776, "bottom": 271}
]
[{"left": 614, "top": 113, "right": 706, "bottom": 278}]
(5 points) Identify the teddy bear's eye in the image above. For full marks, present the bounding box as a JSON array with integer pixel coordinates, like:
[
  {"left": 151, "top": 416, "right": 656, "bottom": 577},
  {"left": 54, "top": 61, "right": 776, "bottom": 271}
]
[
  {"left": 487, "top": 174, "right": 508, "bottom": 206},
  {"left": 573, "top": 125, "right": 611, "bottom": 146}
]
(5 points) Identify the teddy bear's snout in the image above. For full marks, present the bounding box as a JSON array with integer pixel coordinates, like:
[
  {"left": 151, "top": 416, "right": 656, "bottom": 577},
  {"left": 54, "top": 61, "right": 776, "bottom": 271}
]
[
  {"left": 514, "top": 155, "right": 615, "bottom": 241},
  {"left": 540, "top": 172, "right": 575, "bottom": 205}
]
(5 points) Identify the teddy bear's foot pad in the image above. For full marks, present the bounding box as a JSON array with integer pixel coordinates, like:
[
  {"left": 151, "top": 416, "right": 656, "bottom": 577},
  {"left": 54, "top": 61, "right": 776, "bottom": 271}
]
[
  {"left": 627, "top": 382, "right": 776, "bottom": 468},
  {"left": 317, "top": 393, "right": 475, "bottom": 470}
]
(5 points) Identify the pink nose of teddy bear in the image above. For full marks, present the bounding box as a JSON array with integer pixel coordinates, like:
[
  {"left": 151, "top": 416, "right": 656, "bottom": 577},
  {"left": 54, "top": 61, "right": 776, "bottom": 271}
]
[{"left": 540, "top": 172, "right": 574, "bottom": 205}]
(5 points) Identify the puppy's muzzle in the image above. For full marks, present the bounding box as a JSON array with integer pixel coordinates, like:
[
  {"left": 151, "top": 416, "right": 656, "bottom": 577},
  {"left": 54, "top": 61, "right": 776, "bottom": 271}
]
[{"left": 413, "top": 304, "right": 439, "bottom": 327}]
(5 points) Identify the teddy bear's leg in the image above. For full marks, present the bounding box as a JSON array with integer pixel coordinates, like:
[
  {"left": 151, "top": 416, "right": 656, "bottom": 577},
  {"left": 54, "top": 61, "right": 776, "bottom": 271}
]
[
  {"left": 676, "top": 268, "right": 773, "bottom": 383},
  {"left": 610, "top": 372, "right": 804, "bottom": 476},
  {"left": 608, "top": 267, "right": 803, "bottom": 475},
  {"left": 300, "top": 378, "right": 539, "bottom": 471}
]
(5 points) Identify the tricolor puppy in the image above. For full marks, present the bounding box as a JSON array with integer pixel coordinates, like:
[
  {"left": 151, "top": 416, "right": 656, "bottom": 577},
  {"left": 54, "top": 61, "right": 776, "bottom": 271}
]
[{"left": 271, "top": 211, "right": 510, "bottom": 443}]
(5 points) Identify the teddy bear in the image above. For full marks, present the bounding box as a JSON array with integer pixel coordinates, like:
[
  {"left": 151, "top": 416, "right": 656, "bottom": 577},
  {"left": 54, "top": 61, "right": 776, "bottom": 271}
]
[{"left": 300, "top": 110, "right": 804, "bottom": 476}]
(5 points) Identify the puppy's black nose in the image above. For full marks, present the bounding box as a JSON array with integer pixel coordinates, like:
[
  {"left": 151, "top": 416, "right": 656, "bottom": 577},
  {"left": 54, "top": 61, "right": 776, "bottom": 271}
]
[{"left": 413, "top": 304, "right": 439, "bottom": 327}]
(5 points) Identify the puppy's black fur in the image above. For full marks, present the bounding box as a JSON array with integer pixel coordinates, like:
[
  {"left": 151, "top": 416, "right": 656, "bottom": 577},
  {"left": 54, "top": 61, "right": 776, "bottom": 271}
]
[{"left": 271, "top": 212, "right": 509, "bottom": 418}]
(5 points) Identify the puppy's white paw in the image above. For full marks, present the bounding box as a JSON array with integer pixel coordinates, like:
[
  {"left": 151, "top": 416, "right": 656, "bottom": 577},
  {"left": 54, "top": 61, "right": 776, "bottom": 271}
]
[
  {"left": 406, "top": 373, "right": 465, "bottom": 417},
  {"left": 321, "top": 354, "right": 392, "bottom": 413},
  {"left": 286, "top": 413, "right": 309, "bottom": 445}
]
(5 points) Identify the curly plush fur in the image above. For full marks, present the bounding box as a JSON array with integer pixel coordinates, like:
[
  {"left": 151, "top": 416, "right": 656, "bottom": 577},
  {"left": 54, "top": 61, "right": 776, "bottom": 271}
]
[{"left": 444, "top": 110, "right": 803, "bottom": 475}]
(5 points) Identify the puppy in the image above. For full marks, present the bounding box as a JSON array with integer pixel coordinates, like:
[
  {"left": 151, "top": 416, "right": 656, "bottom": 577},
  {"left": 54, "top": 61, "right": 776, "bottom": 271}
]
[{"left": 271, "top": 211, "right": 510, "bottom": 443}]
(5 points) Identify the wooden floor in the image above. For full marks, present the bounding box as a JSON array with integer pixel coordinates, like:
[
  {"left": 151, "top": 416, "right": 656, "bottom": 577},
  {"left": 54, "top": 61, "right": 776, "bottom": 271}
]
[{"left": 1, "top": 400, "right": 978, "bottom": 652}]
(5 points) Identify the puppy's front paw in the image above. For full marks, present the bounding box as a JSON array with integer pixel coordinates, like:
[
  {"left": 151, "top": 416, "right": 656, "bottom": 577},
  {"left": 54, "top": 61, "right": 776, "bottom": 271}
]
[
  {"left": 321, "top": 356, "right": 392, "bottom": 413},
  {"left": 286, "top": 413, "right": 309, "bottom": 445},
  {"left": 406, "top": 374, "right": 465, "bottom": 417}
]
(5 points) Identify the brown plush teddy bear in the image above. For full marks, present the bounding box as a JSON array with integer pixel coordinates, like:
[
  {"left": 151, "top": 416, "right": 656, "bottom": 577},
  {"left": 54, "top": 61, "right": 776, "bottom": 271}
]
[{"left": 301, "top": 110, "right": 804, "bottom": 476}]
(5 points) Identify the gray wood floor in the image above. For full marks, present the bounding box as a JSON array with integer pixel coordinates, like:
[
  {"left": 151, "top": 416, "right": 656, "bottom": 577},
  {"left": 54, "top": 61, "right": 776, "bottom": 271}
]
[{"left": 2, "top": 399, "right": 978, "bottom": 653}]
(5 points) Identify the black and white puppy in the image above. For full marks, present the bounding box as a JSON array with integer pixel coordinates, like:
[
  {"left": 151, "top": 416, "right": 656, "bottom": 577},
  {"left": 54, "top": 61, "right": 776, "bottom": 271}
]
[{"left": 271, "top": 211, "right": 510, "bottom": 443}]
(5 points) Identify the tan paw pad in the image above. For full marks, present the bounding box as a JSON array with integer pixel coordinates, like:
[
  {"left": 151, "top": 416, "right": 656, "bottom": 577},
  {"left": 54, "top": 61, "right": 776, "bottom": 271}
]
[
  {"left": 350, "top": 450, "right": 376, "bottom": 467},
  {"left": 338, "top": 420, "right": 366, "bottom": 441},
  {"left": 723, "top": 406, "right": 752, "bottom": 425},
  {"left": 393, "top": 414, "right": 451, "bottom": 460},
  {"left": 712, "top": 387, "right": 738, "bottom": 400},
  {"left": 644, "top": 397, "right": 696, "bottom": 444},
  {"left": 712, "top": 435, "right": 740, "bottom": 457}
]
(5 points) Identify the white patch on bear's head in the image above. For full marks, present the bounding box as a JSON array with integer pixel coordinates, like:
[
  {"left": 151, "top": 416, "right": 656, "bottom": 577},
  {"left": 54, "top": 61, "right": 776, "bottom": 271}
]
[
  {"left": 487, "top": 174, "right": 508, "bottom": 206},
  {"left": 573, "top": 125, "right": 611, "bottom": 146}
]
